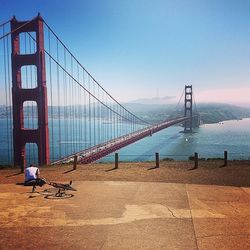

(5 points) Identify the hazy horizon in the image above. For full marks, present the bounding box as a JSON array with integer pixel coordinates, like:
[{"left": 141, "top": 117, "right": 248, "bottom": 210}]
[{"left": 1, "top": 0, "right": 249, "bottom": 105}]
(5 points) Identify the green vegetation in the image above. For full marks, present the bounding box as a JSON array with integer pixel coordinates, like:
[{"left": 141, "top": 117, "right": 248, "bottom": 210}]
[
  {"left": 196, "top": 103, "right": 250, "bottom": 124},
  {"left": 162, "top": 157, "right": 174, "bottom": 161},
  {"left": 206, "top": 158, "right": 224, "bottom": 161},
  {"left": 188, "top": 156, "right": 206, "bottom": 161}
]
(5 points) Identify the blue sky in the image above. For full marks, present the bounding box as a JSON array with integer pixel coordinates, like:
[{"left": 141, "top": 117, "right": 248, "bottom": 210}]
[{"left": 1, "top": 0, "right": 250, "bottom": 103}]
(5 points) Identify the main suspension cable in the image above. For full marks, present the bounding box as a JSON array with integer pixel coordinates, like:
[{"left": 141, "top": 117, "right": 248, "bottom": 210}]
[
  {"left": 42, "top": 20, "right": 150, "bottom": 125},
  {"left": 27, "top": 31, "right": 148, "bottom": 126},
  {"left": 0, "top": 17, "right": 37, "bottom": 40}
]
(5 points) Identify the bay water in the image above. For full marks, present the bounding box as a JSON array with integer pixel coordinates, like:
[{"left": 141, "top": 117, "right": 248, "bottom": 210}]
[
  {"left": 107, "top": 118, "right": 250, "bottom": 162},
  {"left": 1, "top": 118, "right": 250, "bottom": 165}
]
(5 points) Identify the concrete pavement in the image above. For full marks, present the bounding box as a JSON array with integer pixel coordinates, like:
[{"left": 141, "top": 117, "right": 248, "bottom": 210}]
[{"left": 0, "top": 181, "right": 249, "bottom": 249}]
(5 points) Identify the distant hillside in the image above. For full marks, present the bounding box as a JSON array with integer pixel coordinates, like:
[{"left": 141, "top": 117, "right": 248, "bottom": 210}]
[
  {"left": 123, "top": 103, "right": 175, "bottom": 123},
  {"left": 123, "top": 102, "right": 250, "bottom": 124},
  {"left": 197, "top": 103, "right": 250, "bottom": 124},
  {"left": 1, "top": 102, "right": 250, "bottom": 125}
]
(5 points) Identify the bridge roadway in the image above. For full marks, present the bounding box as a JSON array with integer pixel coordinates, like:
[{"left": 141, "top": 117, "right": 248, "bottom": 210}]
[{"left": 53, "top": 116, "right": 189, "bottom": 165}]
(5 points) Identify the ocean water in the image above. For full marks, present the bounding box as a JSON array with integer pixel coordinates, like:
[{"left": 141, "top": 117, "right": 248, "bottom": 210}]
[{"left": 1, "top": 118, "right": 250, "bottom": 165}]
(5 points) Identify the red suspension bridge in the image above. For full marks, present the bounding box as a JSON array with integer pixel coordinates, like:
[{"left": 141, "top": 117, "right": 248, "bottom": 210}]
[{"left": 0, "top": 14, "right": 199, "bottom": 170}]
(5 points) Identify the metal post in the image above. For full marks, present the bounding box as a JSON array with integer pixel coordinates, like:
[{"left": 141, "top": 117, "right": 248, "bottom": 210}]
[
  {"left": 194, "top": 152, "right": 198, "bottom": 169},
  {"left": 155, "top": 152, "right": 160, "bottom": 168},
  {"left": 73, "top": 155, "right": 77, "bottom": 170},
  {"left": 224, "top": 151, "right": 228, "bottom": 166},
  {"left": 115, "top": 153, "right": 119, "bottom": 169}
]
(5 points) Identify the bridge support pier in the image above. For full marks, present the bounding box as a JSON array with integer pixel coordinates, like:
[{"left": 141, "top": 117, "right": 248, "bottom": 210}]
[{"left": 11, "top": 15, "right": 49, "bottom": 168}]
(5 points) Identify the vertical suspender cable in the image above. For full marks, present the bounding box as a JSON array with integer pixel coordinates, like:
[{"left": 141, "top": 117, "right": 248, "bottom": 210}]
[
  {"left": 116, "top": 104, "right": 118, "bottom": 137},
  {"left": 73, "top": 61, "right": 76, "bottom": 153},
  {"left": 32, "top": 34, "right": 37, "bottom": 160},
  {"left": 88, "top": 76, "right": 91, "bottom": 150},
  {"left": 106, "top": 92, "right": 108, "bottom": 142},
  {"left": 120, "top": 106, "right": 122, "bottom": 137},
  {"left": 32, "top": 34, "right": 37, "bottom": 161},
  {"left": 92, "top": 82, "right": 96, "bottom": 145},
  {"left": 83, "top": 69, "right": 87, "bottom": 150},
  {"left": 24, "top": 33, "right": 31, "bottom": 163},
  {"left": 3, "top": 26, "right": 10, "bottom": 163},
  {"left": 102, "top": 89, "right": 104, "bottom": 143},
  {"left": 63, "top": 47, "right": 68, "bottom": 157},
  {"left": 112, "top": 102, "right": 114, "bottom": 139},
  {"left": 6, "top": 31, "right": 13, "bottom": 164},
  {"left": 71, "top": 55, "right": 75, "bottom": 154},
  {"left": 76, "top": 65, "right": 79, "bottom": 152},
  {"left": 69, "top": 56, "right": 73, "bottom": 154},
  {"left": 56, "top": 39, "right": 62, "bottom": 158},
  {"left": 48, "top": 29, "right": 54, "bottom": 161},
  {"left": 98, "top": 85, "right": 100, "bottom": 144},
  {"left": 29, "top": 34, "right": 35, "bottom": 161}
]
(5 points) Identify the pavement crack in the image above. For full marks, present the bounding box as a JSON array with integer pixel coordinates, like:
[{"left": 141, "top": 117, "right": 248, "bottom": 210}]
[
  {"left": 99, "top": 241, "right": 105, "bottom": 250},
  {"left": 198, "top": 233, "right": 250, "bottom": 239},
  {"left": 185, "top": 184, "right": 199, "bottom": 250},
  {"left": 166, "top": 206, "right": 177, "bottom": 218}
]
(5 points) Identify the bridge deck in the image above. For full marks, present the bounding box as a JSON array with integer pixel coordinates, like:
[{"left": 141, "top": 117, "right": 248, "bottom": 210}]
[{"left": 52, "top": 116, "right": 189, "bottom": 165}]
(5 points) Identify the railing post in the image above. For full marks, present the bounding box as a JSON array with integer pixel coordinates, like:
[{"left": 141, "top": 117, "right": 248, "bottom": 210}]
[
  {"left": 155, "top": 152, "right": 160, "bottom": 168},
  {"left": 115, "top": 153, "right": 119, "bottom": 169},
  {"left": 73, "top": 155, "right": 77, "bottom": 170},
  {"left": 194, "top": 152, "right": 198, "bottom": 169},
  {"left": 224, "top": 151, "right": 228, "bottom": 167}
]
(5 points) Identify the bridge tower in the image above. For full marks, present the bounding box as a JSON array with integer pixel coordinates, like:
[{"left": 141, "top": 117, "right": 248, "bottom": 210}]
[
  {"left": 11, "top": 15, "right": 49, "bottom": 169},
  {"left": 184, "top": 85, "right": 193, "bottom": 133}
]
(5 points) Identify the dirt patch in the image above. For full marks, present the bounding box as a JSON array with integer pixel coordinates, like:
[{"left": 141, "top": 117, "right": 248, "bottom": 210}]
[{"left": 1, "top": 160, "right": 250, "bottom": 187}]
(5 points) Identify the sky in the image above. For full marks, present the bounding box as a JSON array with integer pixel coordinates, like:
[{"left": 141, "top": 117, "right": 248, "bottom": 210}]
[{"left": 1, "top": 0, "right": 250, "bottom": 104}]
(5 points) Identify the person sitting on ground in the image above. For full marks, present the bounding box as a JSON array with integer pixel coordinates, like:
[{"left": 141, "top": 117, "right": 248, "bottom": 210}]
[{"left": 24, "top": 164, "right": 47, "bottom": 187}]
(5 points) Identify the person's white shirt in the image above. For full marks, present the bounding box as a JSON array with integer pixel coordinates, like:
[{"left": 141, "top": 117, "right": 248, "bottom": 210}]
[{"left": 25, "top": 166, "right": 40, "bottom": 182}]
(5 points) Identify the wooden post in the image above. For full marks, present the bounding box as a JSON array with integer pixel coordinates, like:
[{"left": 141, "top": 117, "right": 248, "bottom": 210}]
[
  {"left": 73, "top": 155, "right": 77, "bottom": 170},
  {"left": 21, "top": 153, "right": 24, "bottom": 173},
  {"left": 20, "top": 152, "right": 26, "bottom": 173},
  {"left": 115, "top": 153, "right": 119, "bottom": 169},
  {"left": 155, "top": 153, "right": 160, "bottom": 168},
  {"left": 194, "top": 152, "right": 198, "bottom": 169},
  {"left": 224, "top": 151, "right": 228, "bottom": 166}
]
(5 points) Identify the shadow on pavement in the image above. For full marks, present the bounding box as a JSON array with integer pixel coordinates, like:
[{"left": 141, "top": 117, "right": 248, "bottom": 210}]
[
  {"left": 105, "top": 167, "right": 118, "bottom": 172},
  {"left": 147, "top": 166, "right": 159, "bottom": 170},
  {"left": 6, "top": 172, "right": 23, "bottom": 178}
]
